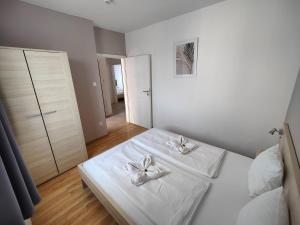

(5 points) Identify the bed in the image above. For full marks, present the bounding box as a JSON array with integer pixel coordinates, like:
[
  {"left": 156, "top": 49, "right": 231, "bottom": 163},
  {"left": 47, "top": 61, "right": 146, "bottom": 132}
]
[{"left": 78, "top": 123, "right": 300, "bottom": 225}]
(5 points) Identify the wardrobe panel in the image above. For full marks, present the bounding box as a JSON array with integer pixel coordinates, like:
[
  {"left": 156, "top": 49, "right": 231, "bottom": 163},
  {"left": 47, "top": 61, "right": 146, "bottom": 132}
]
[
  {"left": 0, "top": 48, "right": 59, "bottom": 184},
  {"left": 24, "top": 51, "right": 87, "bottom": 173}
]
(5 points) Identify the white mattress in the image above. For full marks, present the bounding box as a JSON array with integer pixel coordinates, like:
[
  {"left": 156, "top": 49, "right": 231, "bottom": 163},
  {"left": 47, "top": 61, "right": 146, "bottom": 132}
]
[
  {"left": 81, "top": 141, "right": 252, "bottom": 225},
  {"left": 82, "top": 140, "right": 210, "bottom": 225}
]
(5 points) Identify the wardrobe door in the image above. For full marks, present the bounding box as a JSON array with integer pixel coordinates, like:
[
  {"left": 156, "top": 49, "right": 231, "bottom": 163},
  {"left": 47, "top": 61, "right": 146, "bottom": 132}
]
[
  {"left": 24, "top": 51, "right": 87, "bottom": 173},
  {"left": 0, "top": 48, "right": 58, "bottom": 184}
]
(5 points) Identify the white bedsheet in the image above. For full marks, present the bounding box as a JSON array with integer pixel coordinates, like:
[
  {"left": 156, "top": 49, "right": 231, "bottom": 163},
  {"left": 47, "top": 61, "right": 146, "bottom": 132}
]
[
  {"left": 82, "top": 141, "right": 210, "bottom": 225},
  {"left": 191, "top": 152, "right": 252, "bottom": 225},
  {"left": 132, "top": 128, "right": 226, "bottom": 178}
]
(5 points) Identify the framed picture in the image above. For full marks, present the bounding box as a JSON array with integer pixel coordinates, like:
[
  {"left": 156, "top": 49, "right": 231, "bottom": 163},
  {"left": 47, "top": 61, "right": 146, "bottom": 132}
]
[{"left": 174, "top": 38, "right": 198, "bottom": 78}]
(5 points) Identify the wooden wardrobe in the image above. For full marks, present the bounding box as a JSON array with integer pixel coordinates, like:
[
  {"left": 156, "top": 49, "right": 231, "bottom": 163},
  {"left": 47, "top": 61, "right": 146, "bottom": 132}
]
[{"left": 0, "top": 47, "right": 87, "bottom": 185}]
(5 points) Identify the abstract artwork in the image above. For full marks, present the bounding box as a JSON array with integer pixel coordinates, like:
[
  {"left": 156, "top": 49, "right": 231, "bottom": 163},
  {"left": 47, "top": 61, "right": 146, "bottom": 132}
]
[{"left": 174, "top": 38, "right": 198, "bottom": 77}]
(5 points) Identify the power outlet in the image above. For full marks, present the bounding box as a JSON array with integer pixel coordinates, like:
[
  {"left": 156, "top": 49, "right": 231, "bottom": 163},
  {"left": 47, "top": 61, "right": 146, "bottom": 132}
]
[{"left": 99, "top": 121, "right": 103, "bottom": 126}]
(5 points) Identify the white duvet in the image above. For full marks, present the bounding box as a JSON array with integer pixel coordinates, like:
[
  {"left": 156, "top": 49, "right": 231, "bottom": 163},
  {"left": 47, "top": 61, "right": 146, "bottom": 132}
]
[
  {"left": 132, "top": 128, "right": 226, "bottom": 178},
  {"left": 83, "top": 141, "right": 210, "bottom": 225}
]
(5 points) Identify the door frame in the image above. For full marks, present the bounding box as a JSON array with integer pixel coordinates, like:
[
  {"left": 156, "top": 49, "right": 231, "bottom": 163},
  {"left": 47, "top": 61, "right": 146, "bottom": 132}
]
[{"left": 96, "top": 53, "right": 127, "bottom": 119}]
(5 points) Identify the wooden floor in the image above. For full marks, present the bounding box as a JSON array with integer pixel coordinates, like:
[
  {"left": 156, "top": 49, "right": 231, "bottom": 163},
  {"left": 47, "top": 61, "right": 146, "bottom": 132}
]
[{"left": 32, "top": 123, "right": 146, "bottom": 225}]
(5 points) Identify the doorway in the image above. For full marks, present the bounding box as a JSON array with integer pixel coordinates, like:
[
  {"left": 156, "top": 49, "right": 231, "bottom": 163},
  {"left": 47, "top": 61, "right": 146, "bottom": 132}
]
[
  {"left": 97, "top": 54, "right": 152, "bottom": 133},
  {"left": 97, "top": 55, "right": 127, "bottom": 132}
]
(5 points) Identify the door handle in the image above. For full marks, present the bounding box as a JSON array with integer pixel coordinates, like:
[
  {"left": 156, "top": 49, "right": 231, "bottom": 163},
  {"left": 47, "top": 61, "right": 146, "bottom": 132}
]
[
  {"left": 26, "top": 113, "right": 41, "bottom": 119},
  {"left": 142, "top": 90, "right": 151, "bottom": 96},
  {"left": 43, "top": 110, "right": 57, "bottom": 116}
]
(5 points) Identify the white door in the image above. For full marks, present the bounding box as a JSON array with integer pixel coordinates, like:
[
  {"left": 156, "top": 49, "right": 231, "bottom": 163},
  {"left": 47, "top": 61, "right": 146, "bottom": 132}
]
[{"left": 122, "top": 55, "right": 152, "bottom": 128}]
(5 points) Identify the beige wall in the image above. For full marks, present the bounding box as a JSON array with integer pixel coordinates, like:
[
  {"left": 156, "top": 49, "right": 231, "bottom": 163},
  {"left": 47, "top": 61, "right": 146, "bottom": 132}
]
[
  {"left": 94, "top": 27, "right": 126, "bottom": 56},
  {"left": 0, "top": 0, "right": 108, "bottom": 142}
]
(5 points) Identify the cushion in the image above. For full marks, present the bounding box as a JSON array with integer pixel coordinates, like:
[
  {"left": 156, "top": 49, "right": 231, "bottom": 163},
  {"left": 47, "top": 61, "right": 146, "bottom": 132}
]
[
  {"left": 236, "top": 187, "right": 289, "bottom": 225},
  {"left": 248, "top": 144, "right": 283, "bottom": 197}
]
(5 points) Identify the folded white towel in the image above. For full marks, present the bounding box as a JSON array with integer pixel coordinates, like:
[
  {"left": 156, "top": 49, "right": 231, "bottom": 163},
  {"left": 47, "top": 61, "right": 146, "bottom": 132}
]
[
  {"left": 125, "top": 154, "right": 168, "bottom": 186},
  {"left": 166, "top": 135, "right": 198, "bottom": 154}
]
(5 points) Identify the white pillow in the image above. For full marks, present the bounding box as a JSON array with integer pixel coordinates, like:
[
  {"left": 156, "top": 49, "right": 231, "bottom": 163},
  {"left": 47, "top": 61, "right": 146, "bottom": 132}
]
[
  {"left": 248, "top": 144, "right": 283, "bottom": 197},
  {"left": 236, "top": 187, "right": 289, "bottom": 225}
]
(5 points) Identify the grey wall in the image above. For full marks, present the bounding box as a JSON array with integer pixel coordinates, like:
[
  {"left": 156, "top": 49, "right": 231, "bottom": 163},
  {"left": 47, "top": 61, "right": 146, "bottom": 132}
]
[
  {"left": 0, "top": 0, "right": 107, "bottom": 142},
  {"left": 285, "top": 71, "right": 300, "bottom": 164},
  {"left": 94, "top": 27, "right": 126, "bottom": 56},
  {"left": 126, "top": 0, "right": 300, "bottom": 158}
]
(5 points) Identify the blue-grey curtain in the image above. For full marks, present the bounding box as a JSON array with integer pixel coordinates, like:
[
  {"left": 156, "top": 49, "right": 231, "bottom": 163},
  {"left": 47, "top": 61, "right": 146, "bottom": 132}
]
[{"left": 0, "top": 101, "right": 40, "bottom": 225}]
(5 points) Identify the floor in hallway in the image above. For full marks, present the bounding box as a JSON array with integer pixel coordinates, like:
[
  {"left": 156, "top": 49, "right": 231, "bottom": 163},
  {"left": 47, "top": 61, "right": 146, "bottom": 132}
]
[{"left": 106, "top": 100, "right": 127, "bottom": 132}]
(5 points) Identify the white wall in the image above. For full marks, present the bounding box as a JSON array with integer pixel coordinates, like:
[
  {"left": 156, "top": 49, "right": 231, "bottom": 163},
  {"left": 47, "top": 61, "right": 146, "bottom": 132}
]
[{"left": 125, "top": 0, "right": 300, "bottom": 157}]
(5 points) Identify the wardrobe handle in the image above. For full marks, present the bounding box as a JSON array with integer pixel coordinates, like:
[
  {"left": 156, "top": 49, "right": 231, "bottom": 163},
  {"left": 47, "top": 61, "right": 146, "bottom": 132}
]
[
  {"left": 43, "top": 110, "right": 57, "bottom": 116},
  {"left": 26, "top": 113, "right": 41, "bottom": 119}
]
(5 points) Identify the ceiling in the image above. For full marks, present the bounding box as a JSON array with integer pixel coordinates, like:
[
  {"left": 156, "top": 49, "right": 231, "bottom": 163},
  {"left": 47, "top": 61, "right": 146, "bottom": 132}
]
[{"left": 20, "top": 0, "right": 223, "bottom": 33}]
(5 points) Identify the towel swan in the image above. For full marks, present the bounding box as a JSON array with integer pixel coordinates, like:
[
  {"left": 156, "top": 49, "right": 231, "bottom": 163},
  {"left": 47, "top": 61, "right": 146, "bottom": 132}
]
[
  {"left": 167, "top": 135, "right": 198, "bottom": 154},
  {"left": 125, "top": 154, "right": 167, "bottom": 186}
]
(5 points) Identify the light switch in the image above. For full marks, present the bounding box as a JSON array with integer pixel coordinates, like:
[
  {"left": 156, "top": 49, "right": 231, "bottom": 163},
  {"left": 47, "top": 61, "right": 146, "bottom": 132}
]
[{"left": 92, "top": 82, "right": 97, "bottom": 87}]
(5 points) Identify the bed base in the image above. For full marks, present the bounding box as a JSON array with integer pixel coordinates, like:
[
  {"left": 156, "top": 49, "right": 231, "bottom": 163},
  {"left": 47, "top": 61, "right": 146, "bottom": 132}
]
[{"left": 78, "top": 164, "right": 134, "bottom": 225}]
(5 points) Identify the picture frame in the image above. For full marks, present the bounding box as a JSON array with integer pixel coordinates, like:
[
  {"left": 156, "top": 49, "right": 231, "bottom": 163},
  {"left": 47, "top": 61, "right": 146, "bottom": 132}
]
[{"left": 174, "top": 38, "right": 198, "bottom": 78}]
